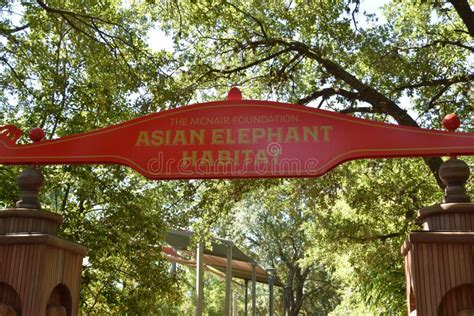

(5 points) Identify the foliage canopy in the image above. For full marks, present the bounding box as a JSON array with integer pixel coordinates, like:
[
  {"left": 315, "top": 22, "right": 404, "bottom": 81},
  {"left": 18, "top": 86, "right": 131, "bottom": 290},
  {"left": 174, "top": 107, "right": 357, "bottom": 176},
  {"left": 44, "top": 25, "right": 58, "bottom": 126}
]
[{"left": 0, "top": 0, "right": 472, "bottom": 314}]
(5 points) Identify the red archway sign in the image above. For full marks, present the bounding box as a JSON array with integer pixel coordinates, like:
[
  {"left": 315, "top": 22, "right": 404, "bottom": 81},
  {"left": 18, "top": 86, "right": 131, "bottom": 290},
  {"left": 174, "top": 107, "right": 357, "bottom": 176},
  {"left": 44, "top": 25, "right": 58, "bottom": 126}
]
[{"left": 1, "top": 88, "right": 473, "bottom": 179}]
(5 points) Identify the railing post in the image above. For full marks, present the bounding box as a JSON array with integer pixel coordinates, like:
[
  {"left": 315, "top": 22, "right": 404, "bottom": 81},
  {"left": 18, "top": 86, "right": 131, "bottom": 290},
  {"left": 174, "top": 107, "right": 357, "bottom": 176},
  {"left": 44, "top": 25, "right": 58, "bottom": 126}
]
[
  {"left": 251, "top": 262, "right": 257, "bottom": 316},
  {"left": 267, "top": 268, "right": 275, "bottom": 316},
  {"left": 225, "top": 240, "right": 233, "bottom": 316},
  {"left": 195, "top": 241, "right": 204, "bottom": 316}
]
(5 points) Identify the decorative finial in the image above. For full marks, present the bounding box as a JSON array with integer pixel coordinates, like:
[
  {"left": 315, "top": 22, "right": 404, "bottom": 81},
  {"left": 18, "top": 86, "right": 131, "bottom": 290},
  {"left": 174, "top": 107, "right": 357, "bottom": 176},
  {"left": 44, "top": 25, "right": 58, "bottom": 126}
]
[
  {"left": 15, "top": 127, "right": 46, "bottom": 209},
  {"left": 442, "top": 113, "right": 461, "bottom": 132},
  {"left": 442, "top": 113, "right": 461, "bottom": 159},
  {"left": 28, "top": 127, "right": 45, "bottom": 142},
  {"left": 16, "top": 167, "right": 44, "bottom": 209},
  {"left": 439, "top": 158, "right": 471, "bottom": 203},
  {"left": 227, "top": 87, "right": 242, "bottom": 101}
]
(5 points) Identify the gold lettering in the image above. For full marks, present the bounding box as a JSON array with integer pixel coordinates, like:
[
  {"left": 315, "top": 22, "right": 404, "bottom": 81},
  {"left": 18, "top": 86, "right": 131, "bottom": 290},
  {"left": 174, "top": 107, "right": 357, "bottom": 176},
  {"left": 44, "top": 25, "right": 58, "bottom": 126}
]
[
  {"left": 238, "top": 129, "right": 251, "bottom": 144},
  {"left": 135, "top": 131, "right": 150, "bottom": 146},
  {"left": 252, "top": 128, "right": 265, "bottom": 144},
  {"left": 173, "top": 130, "right": 187, "bottom": 145},
  {"left": 233, "top": 150, "right": 240, "bottom": 166},
  {"left": 165, "top": 130, "right": 172, "bottom": 145},
  {"left": 151, "top": 130, "right": 164, "bottom": 146},
  {"left": 200, "top": 151, "right": 214, "bottom": 165},
  {"left": 303, "top": 126, "right": 319, "bottom": 142},
  {"left": 267, "top": 128, "right": 282, "bottom": 142},
  {"left": 321, "top": 126, "right": 332, "bottom": 142},
  {"left": 241, "top": 149, "right": 253, "bottom": 164},
  {"left": 217, "top": 150, "right": 233, "bottom": 163},
  {"left": 190, "top": 129, "right": 205, "bottom": 145},
  {"left": 285, "top": 127, "right": 300, "bottom": 143},
  {"left": 182, "top": 151, "right": 198, "bottom": 166},
  {"left": 225, "top": 129, "right": 236, "bottom": 144},
  {"left": 212, "top": 129, "right": 224, "bottom": 144}
]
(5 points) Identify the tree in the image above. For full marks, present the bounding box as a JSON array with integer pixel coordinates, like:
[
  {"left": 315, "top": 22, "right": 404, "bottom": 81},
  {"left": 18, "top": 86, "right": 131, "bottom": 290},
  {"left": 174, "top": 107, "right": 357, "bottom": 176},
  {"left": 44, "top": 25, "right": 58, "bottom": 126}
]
[
  {"left": 308, "top": 158, "right": 442, "bottom": 314},
  {"left": 208, "top": 157, "right": 444, "bottom": 314},
  {"left": 156, "top": 0, "right": 473, "bottom": 186},
  {"left": 151, "top": 3, "right": 474, "bottom": 310},
  {"left": 0, "top": 0, "right": 196, "bottom": 313},
  {"left": 211, "top": 178, "right": 342, "bottom": 315},
  {"left": 1, "top": 0, "right": 472, "bottom": 313}
]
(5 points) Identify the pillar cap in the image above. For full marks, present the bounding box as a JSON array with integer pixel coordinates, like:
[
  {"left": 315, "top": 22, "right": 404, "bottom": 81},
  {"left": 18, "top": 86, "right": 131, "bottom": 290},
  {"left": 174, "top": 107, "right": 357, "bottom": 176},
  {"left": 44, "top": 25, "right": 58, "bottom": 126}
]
[
  {"left": 418, "top": 203, "right": 474, "bottom": 220},
  {"left": 0, "top": 208, "right": 62, "bottom": 235},
  {"left": 439, "top": 158, "right": 471, "bottom": 203},
  {"left": 16, "top": 167, "right": 44, "bottom": 209}
]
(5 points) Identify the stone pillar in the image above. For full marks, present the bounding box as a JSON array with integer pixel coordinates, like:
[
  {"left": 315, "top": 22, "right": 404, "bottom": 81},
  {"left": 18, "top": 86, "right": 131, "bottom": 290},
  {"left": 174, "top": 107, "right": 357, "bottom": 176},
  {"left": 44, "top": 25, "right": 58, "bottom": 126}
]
[
  {"left": 0, "top": 167, "right": 86, "bottom": 316},
  {"left": 402, "top": 158, "right": 474, "bottom": 316}
]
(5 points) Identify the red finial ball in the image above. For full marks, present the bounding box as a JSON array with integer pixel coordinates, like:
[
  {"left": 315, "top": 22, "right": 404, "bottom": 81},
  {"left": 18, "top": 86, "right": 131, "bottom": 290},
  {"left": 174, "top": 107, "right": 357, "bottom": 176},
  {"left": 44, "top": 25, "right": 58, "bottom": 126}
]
[
  {"left": 227, "top": 87, "right": 243, "bottom": 101},
  {"left": 442, "top": 113, "right": 461, "bottom": 131},
  {"left": 28, "top": 127, "right": 45, "bottom": 142}
]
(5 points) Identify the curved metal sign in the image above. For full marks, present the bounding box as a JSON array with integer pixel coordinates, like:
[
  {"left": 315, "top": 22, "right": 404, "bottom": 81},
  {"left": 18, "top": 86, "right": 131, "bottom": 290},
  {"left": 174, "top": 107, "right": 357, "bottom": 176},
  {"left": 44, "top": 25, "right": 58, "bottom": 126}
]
[{"left": 1, "top": 99, "right": 473, "bottom": 179}]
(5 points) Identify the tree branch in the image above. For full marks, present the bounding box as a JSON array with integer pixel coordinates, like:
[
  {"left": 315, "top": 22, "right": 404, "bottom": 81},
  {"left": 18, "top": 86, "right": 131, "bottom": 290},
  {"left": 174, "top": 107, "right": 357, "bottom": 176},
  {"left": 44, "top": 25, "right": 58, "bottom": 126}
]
[
  {"left": 246, "top": 236, "right": 261, "bottom": 247},
  {"left": 448, "top": 0, "right": 474, "bottom": 37},
  {"left": 0, "top": 23, "right": 30, "bottom": 35},
  {"left": 223, "top": 1, "right": 268, "bottom": 37},
  {"left": 60, "top": 183, "right": 71, "bottom": 214},
  {"left": 35, "top": 0, "right": 145, "bottom": 54},
  {"left": 351, "top": 0, "right": 360, "bottom": 32},
  {"left": 427, "top": 85, "right": 450, "bottom": 109},
  {"left": 339, "top": 106, "right": 378, "bottom": 114},
  {"left": 35, "top": 0, "right": 119, "bottom": 27},
  {"left": 397, "top": 40, "right": 474, "bottom": 53},
  {"left": 263, "top": 38, "right": 446, "bottom": 187},
  {"left": 205, "top": 47, "right": 293, "bottom": 74},
  {"left": 393, "top": 74, "right": 474, "bottom": 92},
  {"left": 343, "top": 232, "right": 403, "bottom": 243},
  {"left": 0, "top": 56, "right": 34, "bottom": 95},
  {"left": 298, "top": 87, "right": 360, "bottom": 105}
]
